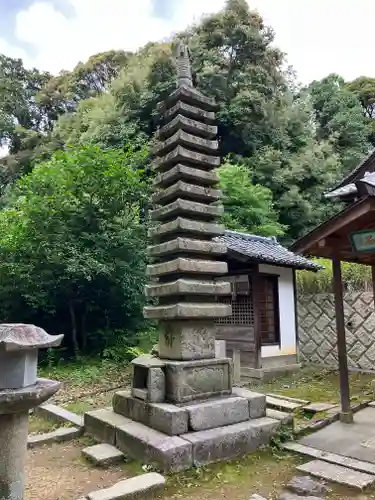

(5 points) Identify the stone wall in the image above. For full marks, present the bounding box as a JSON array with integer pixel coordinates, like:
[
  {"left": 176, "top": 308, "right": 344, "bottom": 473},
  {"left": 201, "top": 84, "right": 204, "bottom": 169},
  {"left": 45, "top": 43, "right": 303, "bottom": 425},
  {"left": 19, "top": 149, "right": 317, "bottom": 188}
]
[{"left": 298, "top": 292, "right": 375, "bottom": 370}]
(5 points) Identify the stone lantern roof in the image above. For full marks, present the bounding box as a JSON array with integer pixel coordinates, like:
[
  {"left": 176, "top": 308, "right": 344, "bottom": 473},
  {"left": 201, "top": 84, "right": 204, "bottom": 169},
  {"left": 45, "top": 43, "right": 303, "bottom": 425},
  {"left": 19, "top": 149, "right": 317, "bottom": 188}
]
[{"left": 0, "top": 323, "right": 63, "bottom": 351}]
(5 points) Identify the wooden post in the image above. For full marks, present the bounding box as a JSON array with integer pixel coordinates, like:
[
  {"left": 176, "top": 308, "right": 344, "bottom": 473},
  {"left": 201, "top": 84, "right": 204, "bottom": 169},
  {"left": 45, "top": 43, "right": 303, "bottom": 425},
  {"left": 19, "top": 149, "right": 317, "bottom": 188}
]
[
  {"left": 251, "top": 265, "right": 262, "bottom": 369},
  {"left": 332, "top": 256, "right": 353, "bottom": 423}
]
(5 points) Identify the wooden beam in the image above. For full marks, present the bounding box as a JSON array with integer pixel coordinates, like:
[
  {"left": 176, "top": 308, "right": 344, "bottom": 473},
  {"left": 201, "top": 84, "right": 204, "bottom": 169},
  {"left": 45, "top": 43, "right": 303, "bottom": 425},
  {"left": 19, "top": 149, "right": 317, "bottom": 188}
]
[
  {"left": 251, "top": 265, "right": 262, "bottom": 370},
  {"left": 332, "top": 256, "right": 353, "bottom": 424}
]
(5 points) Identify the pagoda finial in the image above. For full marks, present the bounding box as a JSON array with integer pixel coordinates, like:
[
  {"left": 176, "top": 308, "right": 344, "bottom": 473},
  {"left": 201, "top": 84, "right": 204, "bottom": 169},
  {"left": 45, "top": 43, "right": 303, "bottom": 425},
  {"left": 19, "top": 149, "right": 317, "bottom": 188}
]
[{"left": 176, "top": 40, "right": 193, "bottom": 88}]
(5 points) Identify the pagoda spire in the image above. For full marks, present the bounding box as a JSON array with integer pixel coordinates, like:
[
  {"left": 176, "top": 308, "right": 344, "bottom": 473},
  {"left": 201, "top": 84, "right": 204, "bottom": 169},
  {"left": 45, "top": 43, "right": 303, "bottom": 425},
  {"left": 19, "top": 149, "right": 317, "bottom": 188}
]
[{"left": 176, "top": 40, "right": 193, "bottom": 88}]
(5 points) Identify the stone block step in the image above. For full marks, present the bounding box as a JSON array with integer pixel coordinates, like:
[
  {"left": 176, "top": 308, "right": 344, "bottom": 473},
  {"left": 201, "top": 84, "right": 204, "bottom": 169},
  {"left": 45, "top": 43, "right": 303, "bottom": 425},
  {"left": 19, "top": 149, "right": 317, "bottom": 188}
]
[
  {"left": 266, "top": 396, "right": 304, "bottom": 412},
  {"left": 82, "top": 443, "right": 124, "bottom": 466},
  {"left": 86, "top": 472, "right": 165, "bottom": 500},
  {"left": 231, "top": 387, "right": 266, "bottom": 419},
  {"left": 184, "top": 396, "right": 249, "bottom": 431},
  {"left": 283, "top": 441, "right": 375, "bottom": 475},
  {"left": 28, "top": 426, "right": 82, "bottom": 448},
  {"left": 181, "top": 417, "right": 280, "bottom": 466},
  {"left": 34, "top": 403, "right": 84, "bottom": 428},
  {"left": 266, "top": 408, "right": 293, "bottom": 425},
  {"left": 303, "top": 402, "right": 337, "bottom": 413},
  {"left": 266, "top": 393, "right": 310, "bottom": 405},
  {"left": 85, "top": 408, "right": 128, "bottom": 446},
  {"left": 297, "top": 460, "right": 375, "bottom": 489}
]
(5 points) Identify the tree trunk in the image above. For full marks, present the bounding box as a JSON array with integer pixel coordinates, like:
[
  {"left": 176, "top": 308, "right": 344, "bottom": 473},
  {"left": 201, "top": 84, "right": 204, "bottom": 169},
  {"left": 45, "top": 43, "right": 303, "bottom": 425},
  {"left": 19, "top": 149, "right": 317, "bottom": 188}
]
[
  {"left": 69, "top": 300, "right": 79, "bottom": 355},
  {"left": 81, "top": 306, "right": 88, "bottom": 352}
]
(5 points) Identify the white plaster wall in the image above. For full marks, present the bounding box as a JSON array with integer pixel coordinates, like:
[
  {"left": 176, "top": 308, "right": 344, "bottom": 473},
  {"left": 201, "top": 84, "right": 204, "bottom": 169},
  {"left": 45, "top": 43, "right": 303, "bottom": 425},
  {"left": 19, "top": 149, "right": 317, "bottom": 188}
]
[{"left": 258, "top": 264, "right": 297, "bottom": 358}]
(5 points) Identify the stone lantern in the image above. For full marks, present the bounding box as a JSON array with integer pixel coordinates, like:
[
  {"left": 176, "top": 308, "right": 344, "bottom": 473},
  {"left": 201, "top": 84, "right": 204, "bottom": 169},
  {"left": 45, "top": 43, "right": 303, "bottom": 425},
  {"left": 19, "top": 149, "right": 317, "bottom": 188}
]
[{"left": 0, "top": 323, "right": 63, "bottom": 500}]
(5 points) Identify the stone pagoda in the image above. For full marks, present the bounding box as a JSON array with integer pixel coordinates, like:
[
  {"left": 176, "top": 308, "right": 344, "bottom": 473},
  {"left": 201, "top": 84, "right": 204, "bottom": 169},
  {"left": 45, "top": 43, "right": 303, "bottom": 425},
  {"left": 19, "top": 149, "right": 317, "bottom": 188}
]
[{"left": 85, "top": 42, "right": 280, "bottom": 471}]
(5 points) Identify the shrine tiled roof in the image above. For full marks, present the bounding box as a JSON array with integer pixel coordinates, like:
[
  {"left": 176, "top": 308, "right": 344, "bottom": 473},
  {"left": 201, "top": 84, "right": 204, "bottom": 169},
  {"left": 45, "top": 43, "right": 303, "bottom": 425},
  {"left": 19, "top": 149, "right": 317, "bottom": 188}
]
[{"left": 217, "top": 231, "right": 321, "bottom": 271}]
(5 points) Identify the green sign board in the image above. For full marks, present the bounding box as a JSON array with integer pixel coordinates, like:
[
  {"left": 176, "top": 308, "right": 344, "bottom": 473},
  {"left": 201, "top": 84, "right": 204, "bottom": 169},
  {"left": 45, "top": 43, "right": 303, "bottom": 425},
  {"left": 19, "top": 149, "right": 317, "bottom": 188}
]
[{"left": 350, "top": 230, "right": 375, "bottom": 252}]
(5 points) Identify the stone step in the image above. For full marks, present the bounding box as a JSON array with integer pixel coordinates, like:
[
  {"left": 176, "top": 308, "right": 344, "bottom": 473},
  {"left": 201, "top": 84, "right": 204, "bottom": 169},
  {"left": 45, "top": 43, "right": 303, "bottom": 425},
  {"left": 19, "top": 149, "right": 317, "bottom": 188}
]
[
  {"left": 266, "top": 396, "right": 304, "bottom": 412},
  {"left": 266, "top": 393, "right": 310, "bottom": 405},
  {"left": 181, "top": 417, "right": 280, "bottom": 466},
  {"left": 28, "top": 426, "right": 82, "bottom": 448},
  {"left": 82, "top": 443, "right": 124, "bottom": 466},
  {"left": 297, "top": 459, "right": 375, "bottom": 489},
  {"left": 34, "top": 403, "right": 84, "bottom": 428},
  {"left": 266, "top": 408, "right": 293, "bottom": 426},
  {"left": 303, "top": 402, "right": 337, "bottom": 413},
  {"left": 85, "top": 472, "right": 165, "bottom": 500},
  {"left": 283, "top": 441, "right": 375, "bottom": 475}
]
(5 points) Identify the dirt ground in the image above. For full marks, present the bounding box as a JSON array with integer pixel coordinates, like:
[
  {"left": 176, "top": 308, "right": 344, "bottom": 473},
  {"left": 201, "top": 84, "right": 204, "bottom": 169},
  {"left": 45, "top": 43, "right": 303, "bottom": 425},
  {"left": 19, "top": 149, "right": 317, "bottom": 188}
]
[{"left": 25, "top": 440, "right": 129, "bottom": 500}]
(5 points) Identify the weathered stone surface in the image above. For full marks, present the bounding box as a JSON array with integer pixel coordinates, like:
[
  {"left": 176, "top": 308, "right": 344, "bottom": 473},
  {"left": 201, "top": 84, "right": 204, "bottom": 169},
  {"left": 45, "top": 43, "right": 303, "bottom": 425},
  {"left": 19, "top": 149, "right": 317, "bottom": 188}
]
[
  {"left": 278, "top": 494, "right": 323, "bottom": 500},
  {"left": 146, "top": 257, "right": 227, "bottom": 278},
  {"left": 159, "top": 320, "right": 217, "bottom": 360},
  {"left": 148, "top": 237, "right": 226, "bottom": 258},
  {"left": 154, "top": 164, "right": 219, "bottom": 188},
  {"left": 84, "top": 408, "right": 127, "bottom": 445},
  {"left": 297, "top": 460, "right": 375, "bottom": 489},
  {"left": 0, "top": 378, "right": 61, "bottom": 415},
  {"left": 154, "top": 129, "right": 218, "bottom": 157},
  {"left": 249, "top": 495, "right": 267, "bottom": 500},
  {"left": 266, "top": 396, "right": 303, "bottom": 412},
  {"left": 153, "top": 146, "right": 220, "bottom": 172},
  {"left": 266, "top": 393, "right": 310, "bottom": 405},
  {"left": 303, "top": 402, "right": 336, "bottom": 413},
  {"left": 27, "top": 426, "right": 81, "bottom": 448},
  {"left": 144, "top": 302, "right": 231, "bottom": 320},
  {"left": 150, "top": 198, "right": 223, "bottom": 222},
  {"left": 87, "top": 473, "right": 165, "bottom": 500},
  {"left": 145, "top": 279, "right": 230, "bottom": 298},
  {"left": 185, "top": 396, "right": 249, "bottom": 431},
  {"left": 0, "top": 323, "right": 63, "bottom": 351},
  {"left": 286, "top": 476, "right": 327, "bottom": 497},
  {"left": 156, "top": 114, "right": 217, "bottom": 140},
  {"left": 148, "top": 217, "right": 225, "bottom": 240},
  {"left": 113, "top": 390, "right": 189, "bottom": 435},
  {"left": 34, "top": 403, "right": 84, "bottom": 428},
  {"left": 116, "top": 418, "right": 193, "bottom": 472},
  {"left": 165, "top": 358, "right": 232, "bottom": 403},
  {"left": 82, "top": 443, "right": 124, "bottom": 466},
  {"left": 0, "top": 350, "right": 38, "bottom": 390},
  {"left": 164, "top": 100, "right": 215, "bottom": 124},
  {"left": 232, "top": 387, "right": 266, "bottom": 419},
  {"left": 147, "top": 367, "right": 165, "bottom": 403},
  {"left": 266, "top": 408, "right": 293, "bottom": 425},
  {"left": 161, "top": 85, "right": 218, "bottom": 112},
  {"left": 181, "top": 417, "right": 280, "bottom": 466},
  {"left": 152, "top": 180, "right": 222, "bottom": 206}
]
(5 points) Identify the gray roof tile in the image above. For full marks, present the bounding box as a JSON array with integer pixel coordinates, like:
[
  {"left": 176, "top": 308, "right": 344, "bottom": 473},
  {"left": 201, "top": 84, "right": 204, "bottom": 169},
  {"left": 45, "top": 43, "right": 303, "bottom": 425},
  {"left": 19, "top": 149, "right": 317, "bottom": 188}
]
[{"left": 217, "top": 231, "right": 321, "bottom": 271}]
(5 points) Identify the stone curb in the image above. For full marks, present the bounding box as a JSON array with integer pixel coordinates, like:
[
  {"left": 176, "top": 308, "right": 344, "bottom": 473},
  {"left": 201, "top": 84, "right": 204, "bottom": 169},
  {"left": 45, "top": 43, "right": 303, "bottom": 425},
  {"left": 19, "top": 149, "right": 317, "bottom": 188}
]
[
  {"left": 34, "top": 403, "right": 84, "bottom": 428},
  {"left": 27, "top": 426, "right": 82, "bottom": 448}
]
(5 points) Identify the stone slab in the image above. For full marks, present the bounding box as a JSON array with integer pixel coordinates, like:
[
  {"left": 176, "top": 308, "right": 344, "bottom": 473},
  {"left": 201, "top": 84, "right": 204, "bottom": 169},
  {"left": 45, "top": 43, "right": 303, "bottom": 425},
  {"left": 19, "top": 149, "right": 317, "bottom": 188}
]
[
  {"left": 266, "top": 393, "right": 310, "bottom": 405},
  {"left": 113, "top": 390, "right": 189, "bottom": 435},
  {"left": 116, "top": 418, "right": 193, "bottom": 472},
  {"left": 163, "top": 100, "right": 216, "bottom": 124},
  {"left": 82, "top": 443, "right": 124, "bottom": 466},
  {"left": 266, "top": 408, "right": 293, "bottom": 425},
  {"left": 158, "top": 320, "right": 217, "bottom": 360},
  {"left": 278, "top": 494, "right": 322, "bottom": 500},
  {"left": 181, "top": 417, "right": 280, "bottom": 466},
  {"left": 84, "top": 408, "right": 128, "bottom": 445},
  {"left": 146, "top": 257, "right": 227, "bottom": 278},
  {"left": 144, "top": 302, "right": 231, "bottom": 320},
  {"left": 153, "top": 146, "right": 220, "bottom": 172},
  {"left": 282, "top": 442, "right": 375, "bottom": 475},
  {"left": 154, "top": 164, "right": 219, "bottom": 189},
  {"left": 286, "top": 475, "right": 327, "bottom": 497},
  {"left": 148, "top": 217, "right": 225, "bottom": 240},
  {"left": 303, "top": 403, "right": 336, "bottom": 413},
  {"left": 152, "top": 180, "right": 222, "bottom": 206},
  {"left": 148, "top": 237, "right": 226, "bottom": 258},
  {"left": 27, "top": 426, "right": 81, "bottom": 448},
  {"left": 232, "top": 387, "right": 266, "bottom": 419},
  {"left": 150, "top": 198, "right": 223, "bottom": 222},
  {"left": 297, "top": 459, "right": 375, "bottom": 489},
  {"left": 165, "top": 357, "right": 232, "bottom": 403},
  {"left": 266, "top": 396, "right": 303, "bottom": 412},
  {"left": 145, "top": 279, "right": 230, "bottom": 298},
  {"left": 249, "top": 496, "right": 267, "bottom": 500},
  {"left": 154, "top": 129, "right": 218, "bottom": 156},
  {"left": 184, "top": 396, "right": 249, "bottom": 431},
  {"left": 87, "top": 472, "right": 165, "bottom": 500},
  {"left": 156, "top": 114, "right": 217, "bottom": 140},
  {"left": 35, "top": 403, "right": 84, "bottom": 428}
]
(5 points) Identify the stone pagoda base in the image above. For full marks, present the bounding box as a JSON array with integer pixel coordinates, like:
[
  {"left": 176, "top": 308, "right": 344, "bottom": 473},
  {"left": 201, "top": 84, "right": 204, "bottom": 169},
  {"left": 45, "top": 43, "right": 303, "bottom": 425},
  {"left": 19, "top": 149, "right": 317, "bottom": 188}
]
[{"left": 84, "top": 386, "right": 280, "bottom": 472}]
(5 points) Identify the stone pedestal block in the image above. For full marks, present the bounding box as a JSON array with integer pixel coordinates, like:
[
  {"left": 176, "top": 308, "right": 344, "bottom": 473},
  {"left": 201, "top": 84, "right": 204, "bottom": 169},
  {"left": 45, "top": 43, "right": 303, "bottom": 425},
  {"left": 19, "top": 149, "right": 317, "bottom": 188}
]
[
  {"left": 158, "top": 320, "right": 217, "bottom": 360},
  {"left": 165, "top": 358, "right": 232, "bottom": 403}
]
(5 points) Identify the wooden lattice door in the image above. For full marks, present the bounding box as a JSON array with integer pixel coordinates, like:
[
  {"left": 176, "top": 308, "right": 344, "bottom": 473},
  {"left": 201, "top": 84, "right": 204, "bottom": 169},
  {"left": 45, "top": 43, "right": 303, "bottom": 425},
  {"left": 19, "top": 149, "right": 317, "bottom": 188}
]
[{"left": 259, "top": 275, "right": 280, "bottom": 345}]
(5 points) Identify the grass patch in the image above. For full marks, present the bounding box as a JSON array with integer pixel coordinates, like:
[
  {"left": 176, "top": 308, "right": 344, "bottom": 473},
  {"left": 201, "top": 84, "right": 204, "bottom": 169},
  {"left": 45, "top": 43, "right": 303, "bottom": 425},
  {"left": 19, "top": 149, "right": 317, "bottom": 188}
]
[
  {"left": 28, "top": 415, "right": 61, "bottom": 435},
  {"left": 63, "top": 391, "right": 115, "bottom": 414},
  {"left": 252, "top": 366, "right": 374, "bottom": 404}
]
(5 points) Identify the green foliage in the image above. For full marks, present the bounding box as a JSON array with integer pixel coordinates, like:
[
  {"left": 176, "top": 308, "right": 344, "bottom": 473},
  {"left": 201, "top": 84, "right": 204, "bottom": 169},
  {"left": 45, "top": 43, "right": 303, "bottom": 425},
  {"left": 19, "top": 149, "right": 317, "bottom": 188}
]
[
  {"left": 297, "top": 258, "right": 372, "bottom": 293},
  {"left": 218, "top": 161, "right": 285, "bottom": 236},
  {"left": 0, "top": 145, "right": 150, "bottom": 355}
]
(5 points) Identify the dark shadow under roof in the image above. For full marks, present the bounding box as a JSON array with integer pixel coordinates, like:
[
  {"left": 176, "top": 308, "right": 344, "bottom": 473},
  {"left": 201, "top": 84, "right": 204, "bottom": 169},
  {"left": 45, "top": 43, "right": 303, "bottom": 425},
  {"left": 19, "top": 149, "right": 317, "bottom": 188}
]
[{"left": 217, "top": 231, "right": 321, "bottom": 271}]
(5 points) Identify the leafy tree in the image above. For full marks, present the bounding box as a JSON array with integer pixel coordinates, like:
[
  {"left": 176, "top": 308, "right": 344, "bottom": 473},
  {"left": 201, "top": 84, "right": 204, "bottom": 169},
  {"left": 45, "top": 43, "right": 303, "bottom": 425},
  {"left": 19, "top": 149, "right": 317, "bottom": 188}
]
[
  {"left": 347, "top": 76, "right": 375, "bottom": 119},
  {"left": 0, "top": 145, "right": 150, "bottom": 354},
  {"left": 218, "top": 161, "right": 285, "bottom": 236}
]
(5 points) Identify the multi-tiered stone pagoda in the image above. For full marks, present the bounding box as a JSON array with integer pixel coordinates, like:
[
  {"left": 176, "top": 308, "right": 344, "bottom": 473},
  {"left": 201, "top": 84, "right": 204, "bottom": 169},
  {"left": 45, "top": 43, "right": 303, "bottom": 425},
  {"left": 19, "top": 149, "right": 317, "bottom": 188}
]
[{"left": 85, "top": 42, "right": 280, "bottom": 471}]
